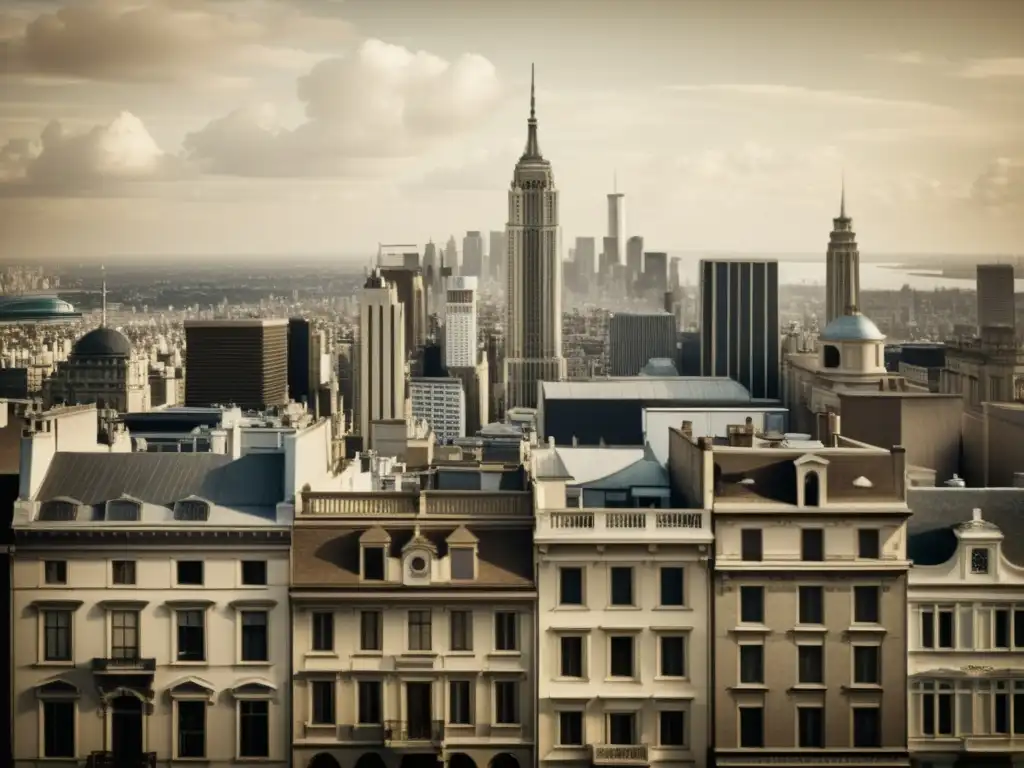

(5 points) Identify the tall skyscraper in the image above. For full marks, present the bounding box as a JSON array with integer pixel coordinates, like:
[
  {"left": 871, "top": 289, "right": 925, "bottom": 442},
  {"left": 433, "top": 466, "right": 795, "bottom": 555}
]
[
  {"left": 445, "top": 276, "right": 479, "bottom": 369},
  {"left": 608, "top": 312, "right": 677, "bottom": 376},
  {"left": 359, "top": 270, "right": 406, "bottom": 439},
  {"left": 184, "top": 319, "right": 288, "bottom": 409},
  {"left": 825, "top": 183, "right": 861, "bottom": 324},
  {"left": 607, "top": 181, "right": 625, "bottom": 267},
  {"left": 379, "top": 265, "right": 426, "bottom": 359},
  {"left": 444, "top": 235, "right": 459, "bottom": 275},
  {"left": 699, "top": 259, "right": 780, "bottom": 399},
  {"left": 287, "top": 317, "right": 312, "bottom": 405},
  {"left": 462, "top": 231, "right": 484, "bottom": 278},
  {"left": 976, "top": 264, "right": 1016, "bottom": 332},
  {"left": 644, "top": 251, "right": 668, "bottom": 294},
  {"left": 626, "top": 235, "right": 644, "bottom": 290},
  {"left": 504, "top": 66, "right": 565, "bottom": 410},
  {"left": 488, "top": 230, "right": 506, "bottom": 282}
]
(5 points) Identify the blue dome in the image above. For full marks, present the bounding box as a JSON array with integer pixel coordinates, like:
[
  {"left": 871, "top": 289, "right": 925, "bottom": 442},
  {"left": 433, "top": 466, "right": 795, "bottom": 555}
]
[
  {"left": 820, "top": 313, "right": 886, "bottom": 342},
  {"left": 0, "top": 295, "right": 80, "bottom": 322}
]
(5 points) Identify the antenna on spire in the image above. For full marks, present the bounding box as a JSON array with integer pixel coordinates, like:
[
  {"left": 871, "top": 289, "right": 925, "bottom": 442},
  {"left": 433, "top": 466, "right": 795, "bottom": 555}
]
[
  {"left": 100, "top": 264, "right": 107, "bottom": 328},
  {"left": 530, "top": 63, "right": 536, "bottom": 120},
  {"left": 614, "top": 170, "right": 618, "bottom": 194},
  {"left": 840, "top": 171, "right": 847, "bottom": 218}
]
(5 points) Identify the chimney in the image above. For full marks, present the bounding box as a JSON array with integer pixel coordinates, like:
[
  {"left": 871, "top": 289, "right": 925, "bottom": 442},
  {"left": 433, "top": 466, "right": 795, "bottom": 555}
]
[
  {"left": 727, "top": 423, "right": 754, "bottom": 448},
  {"left": 571, "top": 435, "right": 578, "bottom": 447},
  {"left": 892, "top": 445, "right": 907, "bottom": 500},
  {"left": 697, "top": 436, "right": 714, "bottom": 451},
  {"left": 680, "top": 421, "right": 693, "bottom": 439},
  {"left": 972, "top": 507, "right": 983, "bottom": 522}
]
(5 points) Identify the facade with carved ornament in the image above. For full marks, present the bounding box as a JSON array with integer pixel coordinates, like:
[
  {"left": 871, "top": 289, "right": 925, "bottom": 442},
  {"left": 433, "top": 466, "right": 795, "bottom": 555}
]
[
  {"left": 906, "top": 500, "right": 1024, "bottom": 768},
  {"left": 669, "top": 423, "right": 912, "bottom": 768},
  {"left": 290, "top": 471, "right": 535, "bottom": 768},
  {"left": 531, "top": 442, "right": 713, "bottom": 768}
]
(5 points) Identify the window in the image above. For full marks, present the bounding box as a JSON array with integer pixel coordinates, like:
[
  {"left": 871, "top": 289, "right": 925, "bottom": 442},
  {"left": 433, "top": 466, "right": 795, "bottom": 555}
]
[
  {"left": 739, "top": 644, "right": 764, "bottom": 684},
  {"left": 494, "top": 681, "right": 519, "bottom": 724},
  {"left": 176, "top": 561, "right": 204, "bottom": 586},
  {"left": 112, "top": 560, "right": 136, "bottom": 585},
  {"left": 450, "top": 610, "right": 472, "bottom": 651},
  {"left": 559, "top": 567, "right": 583, "bottom": 605},
  {"left": 495, "top": 612, "right": 518, "bottom": 651},
  {"left": 240, "top": 611, "right": 268, "bottom": 662},
  {"left": 241, "top": 560, "right": 267, "bottom": 586},
  {"left": 739, "top": 706, "right": 764, "bottom": 747},
  {"left": 920, "top": 606, "right": 955, "bottom": 649},
  {"left": 362, "top": 546, "right": 386, "bottom": 581},
  {"left": 660, "top": 635, "right": 686, "bottom": 678},
  {"left": 111, "top": 610, "right": 139, "bottom": 660},
  {"left": 42, "top": 700, "right": 75, "bottom": 757},
  {"left": 797, "top": 644, "right": 824, "bottom": 684},
  {"left": 610, "top": 567, "right": 634, "bottom": 606},
  {"left": 854, "top": 586, "right": 880, "bottom": 623},
  {"left": 238, "top": 700, "right": 269, "bottom": 757},
  {"left": 853, "top": 707, "right": 881, "bottom": 747},
  {"left": 853, "top": 645, "right": 880, "bottom": 685},
  {"left": 450, "top": 547, "right": 475, "bottom": 580},
  {"left": 659, "top": 710, "right": 686, "bottom": 747},
  {"left": 608, "top": 712, "right": 636, "bottom": 744},
  {"left": 311, "top": 612, "right": 334, "bottom": 652},
  {"left": 798, "top": 706, "right": 824, "bottom": 748},
  {"left": 449, "top": 680, "right": 472, "bottom": 724},
  {"left": 919, "top": 681, "right": 954, "bottom": 736},
  {"left": 358, "top": 681, "right": 382, "bottom": 724},
  {"left": 43, "top": 609, "right": 72, "bottom": 661},
  {"left": 858, "top": 529, "right": 880, "bottom": 559},
  {"left": 177, "top": 700, "right": 206, "bottom": 758},
  {"left": 560, "top": 635, "right": 584, "bottom": 678},
  {"left": 310, "top": 680, "right": 335, "bottom": 724},
  {"left": 408, "top": 610, "right": 432, "bottom": 651},
  {"left": 971, "top": 547, "right": 990, "bottom": 574},
  {"left": 44, "top": 560, "right": 67, "bottom": 585},
  {"left": 176, "top": 610, "right": 205, "bottom": 662},
  {"left": 660, "top": 566, "right": 685, "bottom": 606},
  {"left": 609, "top": 635, "right": 634, "bottom": 678},
  {"left": 360, "top": 610, "right": 382, "bottom": 651},
  {"left": 799, "top": 586, "right": 824, "bottom": 624},
  {"left": 741, "top": 529, "right": 763, "bottom": 561},
  {"left": 558, "top": 711, "right": 583, "bottom": 745},
  {"left": 740, "top": 586, "right": 764, "bottom": 623},
  {"left": 801, "top": 529, "right": 824, "bottom": 561}
]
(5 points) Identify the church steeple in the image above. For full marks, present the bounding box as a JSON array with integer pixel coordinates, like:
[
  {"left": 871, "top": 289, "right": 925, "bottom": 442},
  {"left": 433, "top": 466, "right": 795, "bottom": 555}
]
[{"left": 521, "top": 64, "right": 542, "bottom": 160}]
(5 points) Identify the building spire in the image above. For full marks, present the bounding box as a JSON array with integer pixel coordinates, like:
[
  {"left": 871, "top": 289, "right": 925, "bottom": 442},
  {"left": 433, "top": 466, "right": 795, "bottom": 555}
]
[
  {"left": 840, "top": 172, "right": 847, "bottom": 219},
  {"left": 522, "top": 64, "right": 542, "bottom": 160},
  {"left": 100, "top": 264, "right": 107, "bottom": 328}
]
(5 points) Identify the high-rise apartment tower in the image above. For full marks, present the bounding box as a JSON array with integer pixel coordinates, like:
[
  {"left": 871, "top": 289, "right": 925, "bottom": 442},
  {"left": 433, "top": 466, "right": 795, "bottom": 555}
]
[{"left": 358, "top": 270, "right": 406, "bottom": 439}]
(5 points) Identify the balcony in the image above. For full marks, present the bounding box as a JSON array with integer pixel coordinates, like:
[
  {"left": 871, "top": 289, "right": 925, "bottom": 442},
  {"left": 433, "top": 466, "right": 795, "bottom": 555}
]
[
  {"left": 86, "top": 752, "right": 156, "bottom": 768},
  {"left": 300, "top": 491, "right": 531, "bottom": 517},
  {"left": 384, "top": 720, "right": 444, "bottom": 747},
  {"left": 91, "top": 657, "right": 156, "bottom": 674},
  {"left": 590, "top": 744, "right": 649, "bottom": 766},
  {"left": 535, "top": 508, "right": 709, "bottom": 543}
]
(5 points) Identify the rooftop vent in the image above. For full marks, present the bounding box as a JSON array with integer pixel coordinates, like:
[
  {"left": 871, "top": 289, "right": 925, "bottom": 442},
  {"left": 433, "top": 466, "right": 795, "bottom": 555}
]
[
  {"left": 944, "top": 474, "right": 967, "bottom": 488},
  {"left": 852, "top": 476, "right": 873, "bottom": 489}
]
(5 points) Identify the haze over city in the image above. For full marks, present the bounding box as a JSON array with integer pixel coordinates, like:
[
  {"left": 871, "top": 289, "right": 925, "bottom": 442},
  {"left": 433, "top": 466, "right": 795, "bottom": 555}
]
[{"left": 0, "top": 0, "right": 1022, "bottom": 262}]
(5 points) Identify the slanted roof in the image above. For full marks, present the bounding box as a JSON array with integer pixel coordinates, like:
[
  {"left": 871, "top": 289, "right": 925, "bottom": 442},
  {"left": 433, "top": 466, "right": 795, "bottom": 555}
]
[
  {"left": 540, "top": 377, "right": 751, "bottom": 403},
  {"left": 34, "top": 452, "right": 284, "bottom": 509},
  {"left": 555, "top": 446, "right": 645, "bottom": 486},
  {"left": 907, "top": 488, "right": 1024, "bottom": 566}
]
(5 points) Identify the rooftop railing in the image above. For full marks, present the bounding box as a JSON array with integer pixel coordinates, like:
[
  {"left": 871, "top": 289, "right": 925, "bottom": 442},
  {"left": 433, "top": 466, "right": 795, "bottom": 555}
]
[
  {"left": 301, "top": 491, "right": 532, "bottom": 517},
  {"left": 536, "top": 508, "right": 707, "bottom": 540}
]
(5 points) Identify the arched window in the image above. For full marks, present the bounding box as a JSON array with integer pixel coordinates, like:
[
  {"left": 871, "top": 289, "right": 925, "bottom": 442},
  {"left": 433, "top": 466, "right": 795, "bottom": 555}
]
[
  {"left": 822, "top": 345, "right": 841, "bottom": 368},
  {"left": 804, "top": 472, "right": 820, "bottom": 507}
]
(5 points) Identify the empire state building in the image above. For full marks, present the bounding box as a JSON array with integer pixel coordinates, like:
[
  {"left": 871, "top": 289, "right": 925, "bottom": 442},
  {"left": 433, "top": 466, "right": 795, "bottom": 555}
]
[{"left": 504, "top": 66, "right": 565, "bottom": 410}]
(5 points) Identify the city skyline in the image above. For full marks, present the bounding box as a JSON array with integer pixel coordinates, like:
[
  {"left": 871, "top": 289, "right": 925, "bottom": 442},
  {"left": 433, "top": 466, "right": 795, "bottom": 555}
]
[{"left": 0, "top": 0, "right": 1022, "bottom": 260}]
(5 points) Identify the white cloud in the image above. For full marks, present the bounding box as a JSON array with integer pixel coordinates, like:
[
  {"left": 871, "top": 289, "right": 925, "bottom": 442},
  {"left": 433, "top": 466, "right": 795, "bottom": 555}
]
[
  {"left": 184, "top": 39, "right": 502, "bottom": 177},
  {"left": 665, "top": 83, "right": 955, "bottom": 115},
  {"left": 960, "top": 58, "right": 1024, "bottom": 79},
  {"left": 868, "top": 51, "right": 933, "bottom": 66},
  {"left": 0, "top": 111, "right": 180, "bottom": 194},
  {"left": 971, "top": 157, "right": 1024, "bottom": 207},
  {"left": 0, "top": 0, "right": 352, "bottom": 83}
]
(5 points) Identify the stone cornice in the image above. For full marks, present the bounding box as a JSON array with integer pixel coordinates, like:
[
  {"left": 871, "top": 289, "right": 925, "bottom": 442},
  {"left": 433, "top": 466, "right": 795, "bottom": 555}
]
[{"left": 14, "top": 529, "right": 290, "bottom": 546}]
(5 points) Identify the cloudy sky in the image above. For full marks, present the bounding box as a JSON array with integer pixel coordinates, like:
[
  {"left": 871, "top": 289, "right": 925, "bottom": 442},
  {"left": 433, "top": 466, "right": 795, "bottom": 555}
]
[{"left": 0, "top": 0, "right": 1022, "bottom": 262}]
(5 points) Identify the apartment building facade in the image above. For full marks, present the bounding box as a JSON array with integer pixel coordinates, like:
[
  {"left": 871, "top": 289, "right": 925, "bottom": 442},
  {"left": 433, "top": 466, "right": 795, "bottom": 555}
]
[
  {"left": 669, "top": 425, "right": 912, "bottom": 768},
  {"left": 290, "top": 481, "right": 536, "bottom": 768},
  {"left": 532, "top": 443, "right": 713, "bottom": 768},
  {"left": 906, "top": 496, "right": 1024, "bottom": 768},
  {"left": 11, "top": 428, "right": 292, "bottom": 766}
]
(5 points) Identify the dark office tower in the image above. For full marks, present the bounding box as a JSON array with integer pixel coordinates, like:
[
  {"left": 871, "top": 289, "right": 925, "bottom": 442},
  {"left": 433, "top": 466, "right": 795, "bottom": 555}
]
[
  {"left": 463, "top": 231, "right": 484, "bottom": 277},
  {"left": 644, "top": 251, "right": 668, "bottom": 294},
  {"left": 489, "top": 231, "right": 506, "bottom": 282},
  {"left": 379, "top": 266, "right": 426, "bottom": 359},
  {"left": 403, "top": 251, "right": 420, "bottom": 270},
  {"left": 976, "top": 264, "right": 1016, "bottom": 332},
  {"left": 608, "top": 312, "right": 677, "bottom": 376},
  {"left": 184, "top": 319, "right": 288, "bottom": 409},
  {"left": 288, "top": 317, "right": 312, "bottom": 404},
  {"left": 825, "top": 182, "right": 861, "bottom": 324},
  {"left": 337, "top": 336, "right": 355, "bottom": 424},
  {"left": 699, "top": 260, "right": 780, "bottom": 399}
]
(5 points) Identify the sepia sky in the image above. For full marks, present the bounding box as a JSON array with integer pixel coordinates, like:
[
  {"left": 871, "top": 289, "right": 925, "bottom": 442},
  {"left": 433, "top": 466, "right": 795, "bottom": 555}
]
[{"left": 0, "top": 0, "right": 1022, "bottom": 261}]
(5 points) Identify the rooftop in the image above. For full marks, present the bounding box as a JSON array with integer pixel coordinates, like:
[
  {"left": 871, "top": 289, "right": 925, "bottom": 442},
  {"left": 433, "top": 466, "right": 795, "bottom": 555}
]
[
  {"left": 72, "top": 327, "right": 132, "bottom": 357},
  {"left": 540, "top": 376, "right": 751, "bottom": 403},
  {"left": 907, "top": 487, "right": 1024, "bottom": 566},
  {"left": 820, "top": 313, "right": 886, "bottom": 342}
]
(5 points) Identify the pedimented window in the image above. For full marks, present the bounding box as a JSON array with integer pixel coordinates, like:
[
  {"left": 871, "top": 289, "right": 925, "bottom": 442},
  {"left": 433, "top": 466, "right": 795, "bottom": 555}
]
[
  {"left": 38, "top": 498, "right": 81, "bottom": 522},
  {"left": 35, "top": 679, "right": 80, "bottom": 699}
]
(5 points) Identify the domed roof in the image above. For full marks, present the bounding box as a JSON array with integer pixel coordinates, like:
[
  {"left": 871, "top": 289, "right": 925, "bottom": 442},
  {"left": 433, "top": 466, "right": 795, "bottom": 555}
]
[
  {"left": 72, "top": 327, "right": 132, "bottom": 357},
  {"left": 0, "top": 295, "right": 80, "bottom": 322},
  {"left": 820, "top": 313, "right": 885, "bottom": 343}
]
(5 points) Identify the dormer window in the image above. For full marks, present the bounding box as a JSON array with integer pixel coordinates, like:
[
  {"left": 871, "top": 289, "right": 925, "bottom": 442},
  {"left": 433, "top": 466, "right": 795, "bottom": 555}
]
[
  {"left": 446, "top": 526, "right": 479, "bottom": 582},
  {"left": 362, "top": 547, "right": 386, "bottom": 581},
  {"left": 174, "top": 499, "right": 210, "bottom": 522},
  {"left": 106, "top": 498, "right": 141, "bottom": 521},
  {"left": 38, "top": 498, "right": 80, "bottom": 522},
  {"left": 971, "top": 548, "right": 990, "bottom": 575}
]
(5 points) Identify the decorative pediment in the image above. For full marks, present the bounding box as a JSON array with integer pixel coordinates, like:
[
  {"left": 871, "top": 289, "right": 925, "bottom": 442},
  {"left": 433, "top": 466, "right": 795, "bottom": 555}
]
[
  {"left": 35, "top": 677, "right": 80, "bottom": 698},
  {"left": 360, "top": 526, "right": 391, "bottom": 545},
  {"left": 402, "top": 529, "right": 438, "bottom": 554},
  {"left": 793, "top": 454, "right": 830, "bottom": 468},
  {"left": 230, "top": 678, "right": 277, "bottom": 699},
  {"left": 167, "top": 676, "right": 216, "bottom": 700},
  {"left": 446, "top": 525, "right": 478, "bottom": 546}
]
